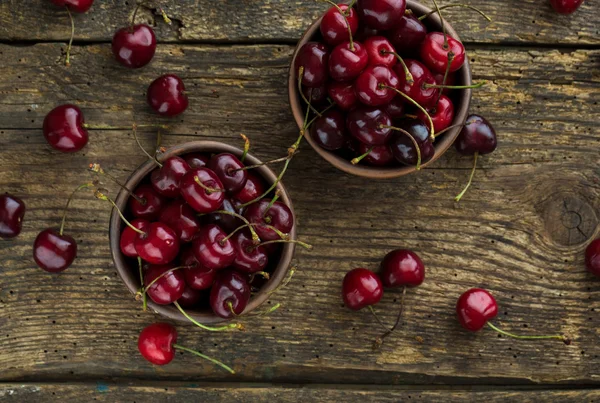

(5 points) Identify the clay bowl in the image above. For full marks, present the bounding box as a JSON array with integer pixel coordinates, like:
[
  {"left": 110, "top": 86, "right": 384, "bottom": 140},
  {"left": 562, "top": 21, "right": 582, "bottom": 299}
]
[
  {"left": 288, "top": 0, "right": 472, "bottom": 179},
  {"left": 109, "top": 141, "right": 296, "bottom": 324}
]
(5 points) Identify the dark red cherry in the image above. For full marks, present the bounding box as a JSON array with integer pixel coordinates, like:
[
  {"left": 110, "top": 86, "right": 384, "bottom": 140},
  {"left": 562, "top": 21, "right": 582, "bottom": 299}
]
[
  {"left": 112, "top": 24, "right": 156, "bottom": 69},
  {"left": 129, "top": 184, "right": 166, "bottom": 220},
  {"left": 144, "top": 263, "right": 186, "bottom": 305},
  {"left": 134, "top": 222, "right": 180, "bottom": 265},
  {"left": 138, "top": 322, "right": 176, "bottom": 365},
  {"left": 231, "top": 230, "right": 268, "bottom": 273},
  {"left": 302, "top": 85, "right": 328, "bottom": 106},
  {"left": 202, "top": 198, "right": 242, "bottom": 233},
  {"left": 192, "top": 224, "right": 236, "bottom": 270},
  {"left": 33, "top": 228, "right": 77, "bottom": 273},
  {"left": 150, "top": 156, "right": 191, "bottom": 198},
  {"left": 585, "top": 239, "right": 600, "bottom": 278},
  {"left": 357, "top": 0, "right": 406, "bottom": 30},
  {"left": 295, "top": 42, "right": 329, "bottom": 87},
  {"left": 329, "top": 41, "right": 368, "bottom": 82},
  {"left": 363, "top": 36, "right": 396, "bottom": 68},
  {"left": 120, "top": 218, "right": 149, "bottom": 257},
  {"left": 388, "top": 13, "right": 427, "bottom": 55},
  {"left": 177, "top": 285, "right": 204, "bottom": 308},
  {"left": 311, "top": 109, "right": 347, "bottom": 151},
  {"left": 456, "top": 288, "right": 498, "bottom": 332},
  {"left": 181, "top": 247, "right": 217, "bottom": 290},
  {"left": 183, "top": 153, "right": 209, "bottom": 169},
  {"left": 0, "top": 194, "right": 25, "bottom": 239},
  {"left": 355, "top": 24, "right": 381, "bottom": 41},
  {"left": 550, "top": 0, "right": 584, "bottom": 14},
  {"left": 382, "top": 97, "right": 405, "bottom": 119},
  {"left": 147, "top": 74, "right": 189, "bottom": 117},
  {"left": 346, "top": 106, "right": 392, "bottom": 146},
  {"left": 321, "top": 4, "right": 359, "bottom": 46},
  {"left": 390, "top": 119, "right": 435, "bottom": 166},
  {"left": 420, "top": 32, "right": 466, "bottom": 74},
  {"left": 342, "top": 268, "right": 383, "bottom": 310},
  {"left": 210, "top": 269, "right": 251, "bottom": 319},
  {"left": 158, "top": 200, "right": 200, "bottom": 243},
  {"left": 355, "top": 65, "right": 399, "bottom": 106},
  {"left": 43, "top": 104, "right": 89, "bottom": 153},
  {"left": 208, "top": 153, "right": 248, "bottom": 194},
  {"left": 357, "top": 142, "right": 394, "bottom": 166},
  {"left": 50, "top": 0, "right": 93, "bottom": 13},
  {"left": 180, "top": 168, "right": 225, "bottom": 213},
  {"left": 394, "top": 59, "right": 439, "bottom": 108},
  {"left": 243, "top": 199, "right": 294, "bottom": 242},
  {"left": 433, "top": 71, "right": 456, "bottom": 95},
  {"left": 455, "top": 115, "right": 497, "bottom": 155},
  {"left": 232, "top": 172, "right": 265, "bottom": 205},
  {"left": 380, "top": 249, "right": 425, "bottom": 287},
  {"left": 327, "top": 81, "right": 358, "bottom": 110},
  {"left": 416, "top": 95, "right": 455, "bottom": 133}
]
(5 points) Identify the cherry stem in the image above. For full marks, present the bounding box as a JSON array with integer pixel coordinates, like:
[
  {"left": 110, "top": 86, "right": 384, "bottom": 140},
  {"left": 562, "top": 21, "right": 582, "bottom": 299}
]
[
  {"left": 131, "top": 1, "right": 147, "bottom": 31},
  {"left": 368, "top": 305, "right": 393, "bottom": 333},
  {"left": 431, "top": 0, "right": 448, "bottom": 49},
  {"left": 455, "top": 151, "right": 478, "bottom": 202},
  {"left": 203, "top": 210, "right": 259, "bottom": 243},
  {"left": 255, "top": 239, "right": 313, "bottom": 251},
  {"left": 64, "top": 7, "right": 75, "bottom": 67},
  {"left": 431, "top": 123, "right": 464, "bottom": 138},
  {"left": 172, "top": 344, "right": 235, "bottom": 374},
  {"left": 193, "top": 176, "right": 225, "bottom": 194},
  {"left": 136, "top": 257, "right": 148, "bottom": 311},
  {"left": 142, "top": 266, "right": 191, "bottom": 294},
  {"left": 374, "top": 286, "right": 406, "bottom": 349},
  {"left": 425, "top": 82, "right": 485, "bottom": 90},
  {"left": 380, "top": 124, "right": 422, "bottom": 170},
  {"left": 316, "top": 0, "right": 354, "bottom": 50},
  {"left": 240, "top": 133, "right": 250, "bottom": 163},
  {"left": 233, "top": 155, "right": 291, "bottom": 173},
  {"left": 246, "top": 302, "right": 281, "bottom": 317},
  {"left": 262, "top": 190, "right": 281, "bottom": 220},
  {"left": 419, "top": 4, "right": 492, "bottom": 22},
  {"left": 382, "top": 51, "right": 414, "bottom": 84},
  {"left": 88, "top": 163, "right": 146, "bottom": 204},
  {"left": 158, "top": 7, "right": 172, "bottom": 24},
  {"left": 435, "top": 51, "right": 454, "bottom": 106},
  {"left": 239, "top": 159, "right": 291, "bottom": 209},
  {"left": 382, "top": 85, "right": 435, "bottom": 142},
  {"left": 59, "top": 183, "right": 94, "bottom": 236},
  {"left": 487, "top": 322, "right": 569, "bottom": 344},
  {"left": 172, "top": 301, "right": 243, "bottom": 332},
  {"left": 133, "top": 125, "right": 163, "bottom": 167},
  {"left": 297, "top": 67, "right": 322, "bottom": 117},
  {"left": 227, "top": 300, "right": 238, "bottom": 317},
  {"left": 346, "top": 0, "right": 357, "bottom": 10},
  {"left": 94, "top": 190, "right": 146, "bottom": 235},
  {"left": 351, "top": 147, "right": 373, "bottom": 165},
  {"left": 267, "top": 267, "right": 296, "bottom": 297},
  {"left": 249, "top": 271, "right": 270, "bottom": 283}
]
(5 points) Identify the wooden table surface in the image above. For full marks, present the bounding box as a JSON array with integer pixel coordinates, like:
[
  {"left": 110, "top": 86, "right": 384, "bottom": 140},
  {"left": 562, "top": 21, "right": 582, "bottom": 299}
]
[{"left": 0, "top": 0, "right": 599, "bottom": 401}]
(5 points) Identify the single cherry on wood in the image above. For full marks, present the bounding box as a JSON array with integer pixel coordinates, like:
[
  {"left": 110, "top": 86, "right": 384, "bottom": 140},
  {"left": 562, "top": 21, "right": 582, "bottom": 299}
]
[
  {"left": 585, "top": 239, "right": 600, "bottom": 278},
  {"left": 549, "top": 0, "right": 584, "bottom": 14},
  {"left": 112, "top": 24, "right": 156, "bottom": 69},
  {"left": 210, "top": 269, "right": 251, "bottom": 319},
  {"left": 43, "top": 104, "right": 89, "bottom": 153},
  {"left": 342, "top": 268, "right": 383, "bottom": 310},
  {"left": 0, "top": 194, "right": 25, "bottom": 239},
  {"left": 380, "top": 249, "right": 425, "bottom": 287},
  {"left": 147, "top": 74, "right": 189, "bottom": 117},
  {"left": 50, "top": 0, "right": 94, "bottom": 13}
]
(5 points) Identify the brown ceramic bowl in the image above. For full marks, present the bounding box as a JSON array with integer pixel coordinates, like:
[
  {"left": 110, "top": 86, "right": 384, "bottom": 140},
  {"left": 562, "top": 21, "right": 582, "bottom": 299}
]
[
  {"left": 288, "top": 0, "right": 472, "bottom": 179},
  {"left": 109, "top": 141, "right": 297, "bottom": 324}
]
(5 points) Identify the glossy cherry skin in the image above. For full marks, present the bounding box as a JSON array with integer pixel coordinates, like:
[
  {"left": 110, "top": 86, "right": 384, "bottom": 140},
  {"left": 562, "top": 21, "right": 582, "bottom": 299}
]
[
  {"left": 433, "top": 71, "right": 456, "bottom": 95},
  {"left": 321, "top": 4, "right": 359, "bottom": 47},
  {"left": 177, "top": 285, "right": 204, "bottom": 308},
  {"left": 183, "top": 153, "right": 209, "bottom": 169},
  {"left": 112, "top": 24, "right": 156, "bottom": 69},
  {"left": 550, "top": 0, "right": 584, "bottom": 14},
  {"left": 420, "top": 32, "right": 466, "bottom": 74},
  {"left": 0, "top": 194, "right": 25, "bottom": 239},
  {"left": 129, "top": 184, "right": 166, "bottom": 220},
  {"left": 147, "top": 74, "right": 189, "bottom": 117},
  {"left": 208, "top": 153, "right": 248, "bottom": 194},
  {"left": 134, "top": 222, "right": 180, "bottom": 265},
  {"left": 455, "top": 115, "right": 497, "bottom": 156},
  {"left": 150, "top": 156, "right": 191, "bottom": 198},
  {"left": 380, "top": 249, "right": 424, "bottom": 287},
  {"left": 327, "top": 81, "right": 358, "bottom": 111},
  {"left": 144, "top": 263, "right": 186, "bottom": 305},
  {"left": 585, "top": 239, "right": 600, "bottom": 278},
  {"left": 342, "top": 268, "right": 383, "bottom": 310},
  {"left": 192, "top": 224, "right": 236, "bottom": 271},
  {"left": 394, "top": 59, "right": 439, "bottom": 108},
  {"left": 43, "top": 104, "right": 89, "bottom": 153},
  {"left": 50, "top": 0, "right": 93, "bottom": 13},
  {"left": 244, "top": 199, "right": 294, "bottom": 242},
  {"left": 329, "top": 41, "right": 368, "bottom": 82},
  {"left": 120, "top": 218, "right": 149, "bottom": 257},
  {"left": 302, "top": 85, "right": 328, "bottom": 107},
  {"left": 311, "top": 109, "right": 347, "bottom": 151},
  {"left": 357, "top": 0, "right": 406, "bottom": 30},
  {"left": 138, "top": 322, "right": 177, "bottom": 366},
  {"left": 416, "top": 95, "right": 455, "bottom": 133},
  {"left": 33, "top": 229, "right": 77, "bottom": 273},
  {"left": 181, "top": 247, "right": 217, "bottom": 290},
  {"left": 346, "top": 106, "right": 392, "bottom": 146},
  {"left": 355, "top": 65, "right": 399, "bottom": 106},
  {"left": 390, "top": 119, "right": 435, "bottom": 166},
  {"left": 210, "top": 269, "right": 251, "bottom": 319},
  {"left": 232, "top": 172, "right": 265, "bottom": 205},
  {"left": 158, "top": 200, "right": 200, "bottom": 243},
  {"left": 231, "top": 230, "right": 268, "bottom": 273},
  {"left": 358, "top": 143, "right": 394, "bottom": 166},
  {"left": 180, "top": 168, "right": 225, "bottom": 213},
  {"left": 456, "top": 288, "right": 498, "bottom": 332},
  {"left": 363, "top": 36, "right": 396, "bottom": 68},
  {"left": 382, "top": 97, "right": 405, "bottom": 119},
  {"left": 295, "top": 42, "right": 329, "bottom": 87},
  {"left": 202, "top": 198, "right": 242, "bottom": 233},
  {"left": 388, "top": 13, "right": 427, "bottom": 55}
]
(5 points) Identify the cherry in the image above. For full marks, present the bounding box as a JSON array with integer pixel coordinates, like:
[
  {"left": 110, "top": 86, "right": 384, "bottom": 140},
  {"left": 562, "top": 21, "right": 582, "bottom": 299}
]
[
  {"left": 329, "top": 41, "right": 368, "bottom": 82},
  {"left": 327, "top": 81, "right": 358, "bottom": 110},
  {"left": 203, "top": 198, "right": 243, "bottom": 233},
  {"left": 433, "top": 71, "right": 456, "bottom": 95},
  {"left": 416, "top": 94, "right": 455, "bottom": 133},
  {"left": 181, "top": 246, "right": 217, "bottom": 290},
  {"left": 177, "top": 285, "right": 204, "bottom": 308},
  {"left": 208, "top": 153, "right": 248, "bottom": 194},
  {"left": 357, "top": 143, "right": 394, "bottom": 166},
  {"left": 183, "top": 153, "right": 209, "bottom": 169},
  {"left": 302, "top": 85, "right": 328, "bottom": 106},
  {"left": 355, "top": 24, "right": 381, "bottom": 41},
  {"left": 210, "top": 269, "right": 251, "bottom": 319},
  {"left": 134, "top": 222, "right": 180, "bottom": 265},
  {"left": 243, "top": 199, "right": 294, "bottom": 242},
  {"left": 456, "top": 288, "right": 498, "bottom": 332},
  {"left": 321, "top": 3, "right": 359, "bottom": 47},
  {"left": 550, "top": 0, "right": 584, "bottom": 14},
  {"left": 585, "top": 239, "right": 600, "bottom": 278},
  {"left": 50, "top": 0, "right": 93, "bottom": 13},
  {"left": 311, "top": 109, "right": 347, "bottom": 151},
  {"left": 394, "top": 59, "right": 439, "bottom": 108},
  {"left": 192, "top": 224, "right": 236, "bottom": 270},
  {"left": 150, "top": 156, "right": 191, "bottom": 198},
  {"left": 295, "top": 42, "right": 329, "bottom": 87},
  {"left": 158, "top": 200, "right": 200, "bottom": 243},
  {"left": 231, "top": 172, "right": 265, "bottom": 205},
  {"left": 390, "top": 119, "right": 435, "bottom": 166},
  {"left": 357, "top": 0, "right": 406, "bottom": 30},
  {"left": 43, "top": 104, "right": 89, "bottom": 153},
  {"left": 455, "top": 115, "right": 497, "bottom": 156},
  {"left": 231, "top": 230, "right": 268, "bottom": 273},
  {"left": 380, "top": 249, "right": 424, "bottom": 287},
  {"left": 120, "top": 218, "right": 149, "bottom": 257},
  {"left": 342, "top": 268, "right": 383, "bottom": 310},
  {"left": 382, "top": 97, "right": 405, "bottom": 119},
  {"left": 388, "top": 13, "right": 427, "bottom": 55},
  {"left": 363, "top": 36, "right": 397, "bottom": 68},
  {"left": 180, "top": 168, "right": 225, "bottom": 213},
  {"left": 144, "top": 263, "right": 186, "bottom": 305},
  {"left": 112, "top": 24, "right": 156, "bottom": 69},
  {"left": 138, "top": 323, "right": 177, "bottom": 365},
  {"left": 355, "top": 65, "right": 399, "bottom": 106},
  {"left": 33, "top": 228, "right": 77, "bottom": 273},
  {"left": 0, "top": 194, "right": 25, "bottom": 239},
  {"left": 147, "top": 74, "right": 189, "bottom": 117},
  {"left": 128, "top": 184, "right": 166, "bottom": 220},
  {"left": 346, "top": 106, "right": 392, "bottom": 146},
  {"left": 420, "top": 32, "right": 466, "bottom": 74}
]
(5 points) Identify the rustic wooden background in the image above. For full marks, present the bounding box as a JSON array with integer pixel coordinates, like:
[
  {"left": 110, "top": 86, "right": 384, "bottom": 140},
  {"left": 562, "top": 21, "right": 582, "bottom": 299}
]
[{"left": 0, "top": 0, "right": 599, "bottom": 401}]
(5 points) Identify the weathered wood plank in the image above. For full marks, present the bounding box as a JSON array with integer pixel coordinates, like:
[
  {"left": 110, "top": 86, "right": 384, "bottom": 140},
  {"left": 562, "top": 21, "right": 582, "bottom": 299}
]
[{"left": 0, "top": 0, "right": 598, "bottom": 45}]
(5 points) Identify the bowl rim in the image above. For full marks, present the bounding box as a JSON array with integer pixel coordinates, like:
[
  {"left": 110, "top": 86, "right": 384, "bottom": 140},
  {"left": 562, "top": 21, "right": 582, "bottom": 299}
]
[
  {"left": 288, "top": 0, "right": 472, "bottom": 179},
  {"left": 108, "top": 141, "right": 297, "bottom": 324}
]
